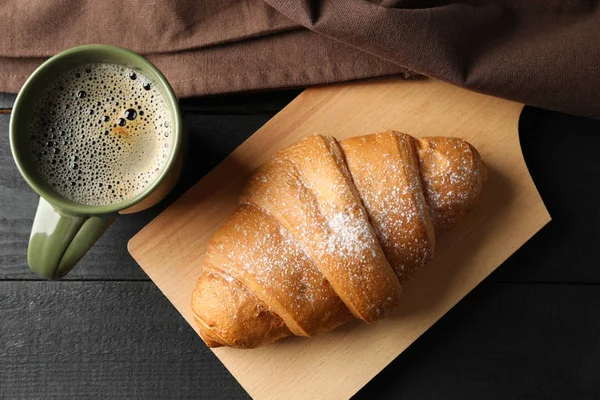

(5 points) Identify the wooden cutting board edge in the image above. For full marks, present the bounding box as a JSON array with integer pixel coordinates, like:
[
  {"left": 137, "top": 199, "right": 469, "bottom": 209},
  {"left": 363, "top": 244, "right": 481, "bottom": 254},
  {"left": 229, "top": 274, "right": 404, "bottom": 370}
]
[{"left": 128, "top": 78, "right": 551, "bottom": 400}]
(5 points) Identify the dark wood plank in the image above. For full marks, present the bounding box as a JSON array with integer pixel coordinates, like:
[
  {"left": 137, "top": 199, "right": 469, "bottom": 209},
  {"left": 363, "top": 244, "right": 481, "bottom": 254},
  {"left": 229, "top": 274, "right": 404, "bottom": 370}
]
[
  {"left": 0, "top": 92, "right": 16, "bottom": 109},
  {"left": 356, "top": 281, "right": 600, "bottom": 399},
  {"left": 0, "top": 112, "right": 274, "bottom": 280},
  {"left": 2, "top": 280, "right": 599, "bottom": 399},
  {"left": 0, "top": 281, "right": 249, "bottom": 399},
  {"left": 180, "top": 90, "right": 302, "bottom": 114},
  {"left": 489, "top": 107, "right": 600, "bottom": 284}
]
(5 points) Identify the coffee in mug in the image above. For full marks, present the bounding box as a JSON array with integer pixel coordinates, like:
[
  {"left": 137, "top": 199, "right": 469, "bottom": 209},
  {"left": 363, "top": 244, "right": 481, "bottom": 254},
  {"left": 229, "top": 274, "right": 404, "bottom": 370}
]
[
  {"left": 28, "top": 62, "right": 174, "bottom": 206},
  {"left": 10, "top": 45, "right": 182, "bottom": 279}
]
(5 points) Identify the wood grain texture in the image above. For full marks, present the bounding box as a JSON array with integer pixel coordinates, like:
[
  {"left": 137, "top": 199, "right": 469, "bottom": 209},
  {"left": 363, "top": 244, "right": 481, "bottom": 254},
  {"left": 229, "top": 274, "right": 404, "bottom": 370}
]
[
  {"left": 0, "top": 281, "right": 249, "bottom": 400},
  {"left": 3, "top": 281, "right": 599, "bottom": 399},
  {"left": 490, "top": 106, "right": 600, "bottom": 284},
  {"left": 128, "top": 78, "right": 550, "bottom": 399},
  {"left": 0, "top": 92, "right": 16, "bottom": 109},
  {"left": 1, "top": 86, "right": 600, "bottom": 400},
  {"left": 180, "top": 90, "right": 302, "bottom": 114},
  {"left": 0, "top": 112, "right": 272, "bottom": 279},
  {"left": 355, "top": 281, "right": 600, "bottom": 399}
]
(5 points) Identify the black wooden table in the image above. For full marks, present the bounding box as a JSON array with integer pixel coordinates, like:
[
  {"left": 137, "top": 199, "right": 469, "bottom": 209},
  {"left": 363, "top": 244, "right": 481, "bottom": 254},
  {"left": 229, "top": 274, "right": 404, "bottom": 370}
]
[{"left": 1, "top": 89, "right": 599, "bottom": 399}]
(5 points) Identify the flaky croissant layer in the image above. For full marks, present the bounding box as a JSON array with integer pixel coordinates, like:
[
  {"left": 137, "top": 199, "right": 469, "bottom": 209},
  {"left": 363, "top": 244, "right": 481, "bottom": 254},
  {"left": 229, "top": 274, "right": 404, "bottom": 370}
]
[{"left": 192, "top": 131, "right": 486, "bottom": 348}]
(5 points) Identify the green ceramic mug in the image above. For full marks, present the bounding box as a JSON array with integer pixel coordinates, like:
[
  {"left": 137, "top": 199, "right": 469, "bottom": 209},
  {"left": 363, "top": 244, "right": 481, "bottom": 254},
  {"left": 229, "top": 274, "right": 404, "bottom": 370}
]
[{"left": 9, "top": 45, "right": 183, "bottom": 279}]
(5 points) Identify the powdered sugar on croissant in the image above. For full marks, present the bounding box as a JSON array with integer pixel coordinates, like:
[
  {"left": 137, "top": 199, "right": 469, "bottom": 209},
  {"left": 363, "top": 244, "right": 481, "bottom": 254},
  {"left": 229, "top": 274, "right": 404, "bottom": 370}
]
[{"left": 192, "top": 131, "right": 486, "bottom": 348}]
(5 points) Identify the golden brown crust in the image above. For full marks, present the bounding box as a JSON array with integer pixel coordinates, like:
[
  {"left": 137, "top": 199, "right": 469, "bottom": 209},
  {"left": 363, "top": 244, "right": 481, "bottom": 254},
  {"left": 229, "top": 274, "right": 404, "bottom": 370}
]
[
  {"left": 340, "top": 132, "right": 436, "bottom": 284},
  {"left": 242, "top": 135, "right": 402, "bottom": 322},
  {"left": 192, "top": 270, "right": 291, "bottom": 348},
  {"left": 205, "top": 203, "right": 352, "bottom": 337},
  {"left": 191, "top": 131, "right": 486, "bottom": 348},
  {"left": 415, "top": 137, "right": 487, "bottom": 232}
]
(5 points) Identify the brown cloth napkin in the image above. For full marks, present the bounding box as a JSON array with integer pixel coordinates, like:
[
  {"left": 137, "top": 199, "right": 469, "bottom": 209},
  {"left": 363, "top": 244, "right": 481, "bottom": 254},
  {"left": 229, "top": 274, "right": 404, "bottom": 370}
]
[{"left": 1, "top": 0, "right": 599, "bottom": 117}]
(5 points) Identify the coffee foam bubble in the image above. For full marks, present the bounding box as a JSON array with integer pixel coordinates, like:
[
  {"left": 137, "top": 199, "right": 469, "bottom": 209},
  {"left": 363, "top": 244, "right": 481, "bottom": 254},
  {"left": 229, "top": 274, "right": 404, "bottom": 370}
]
[{"left": 28, "top": 63, "right": 174, "bottom": 206}]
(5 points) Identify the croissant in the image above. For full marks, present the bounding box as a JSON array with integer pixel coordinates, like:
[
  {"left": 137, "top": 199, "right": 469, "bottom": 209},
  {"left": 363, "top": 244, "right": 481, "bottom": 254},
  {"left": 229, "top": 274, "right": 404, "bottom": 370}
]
[{"left": 192, "top": 131, "right": 486, "bottom": 348}]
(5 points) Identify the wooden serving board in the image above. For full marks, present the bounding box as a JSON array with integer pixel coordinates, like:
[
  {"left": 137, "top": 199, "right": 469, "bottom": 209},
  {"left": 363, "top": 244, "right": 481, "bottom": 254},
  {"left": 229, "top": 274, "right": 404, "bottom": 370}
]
[{"left": 129, "top": 78, "right": 550, "bottom": 399}]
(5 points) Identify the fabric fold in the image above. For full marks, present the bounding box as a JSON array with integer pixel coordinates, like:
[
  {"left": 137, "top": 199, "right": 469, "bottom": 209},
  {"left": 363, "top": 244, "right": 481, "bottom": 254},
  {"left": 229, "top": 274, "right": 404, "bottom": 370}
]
[
  {"left": 1, "top": 0, "right": 600, "bottom": 118},
  {"left": 265, "top": 0, "right": 600, "bottom": 117},
  {"left": 0, "top": 30, "right": 411, "bottom": 97}
]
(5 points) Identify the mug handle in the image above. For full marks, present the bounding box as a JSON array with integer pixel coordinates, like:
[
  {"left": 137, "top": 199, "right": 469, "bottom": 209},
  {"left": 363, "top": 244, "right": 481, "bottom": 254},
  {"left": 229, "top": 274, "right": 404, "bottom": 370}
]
[{"left": 28, "top": 197, "right": 114, "bottom": 279}]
